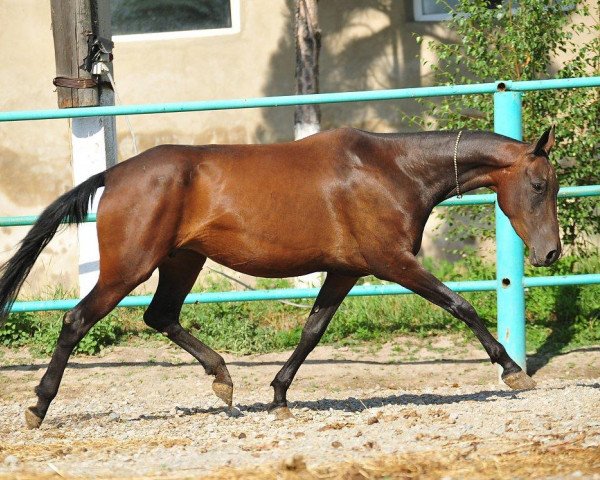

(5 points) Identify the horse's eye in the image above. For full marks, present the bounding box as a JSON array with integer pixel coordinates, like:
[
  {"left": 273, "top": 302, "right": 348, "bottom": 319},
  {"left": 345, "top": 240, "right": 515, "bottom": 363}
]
[{"left": 532, "top": 182, "right": 544, "bottom": 193}]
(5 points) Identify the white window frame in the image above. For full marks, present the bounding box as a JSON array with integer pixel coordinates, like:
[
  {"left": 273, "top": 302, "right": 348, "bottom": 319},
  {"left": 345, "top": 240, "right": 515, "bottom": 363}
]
[
  {"left": 113, "top": 0, "right": 241, "bottom": 43},
  {"left": 413, "top": 0, "right": 455, "bottom": 21}
]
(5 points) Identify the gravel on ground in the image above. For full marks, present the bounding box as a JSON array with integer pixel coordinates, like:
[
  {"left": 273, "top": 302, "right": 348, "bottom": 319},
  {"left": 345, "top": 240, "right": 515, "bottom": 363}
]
[{"left": 0, "top": 336, "right": 598, "bottom": 479}]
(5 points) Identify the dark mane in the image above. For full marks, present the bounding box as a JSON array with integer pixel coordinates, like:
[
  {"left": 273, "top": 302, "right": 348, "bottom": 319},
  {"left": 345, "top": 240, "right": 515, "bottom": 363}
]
[{"left": 353, "top": 128, "right": 525, "bottom": 146}]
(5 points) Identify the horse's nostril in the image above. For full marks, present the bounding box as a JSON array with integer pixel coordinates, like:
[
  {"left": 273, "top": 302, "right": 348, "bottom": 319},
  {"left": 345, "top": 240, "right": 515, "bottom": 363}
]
[{"left": 546, "top": 250, "right": 558, "bottom": 263}]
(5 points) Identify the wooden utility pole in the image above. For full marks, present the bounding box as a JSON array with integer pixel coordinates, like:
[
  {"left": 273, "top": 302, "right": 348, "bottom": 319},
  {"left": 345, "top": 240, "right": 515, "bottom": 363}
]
[
  {"left": 50, "top": 0, "right": 116, "bottom": 297},
  {"left": 294, "top": 0, "right": 321, "bottom": 140},
  {"left": 293, "top": 0, "right": 323, "bottom": 288}
]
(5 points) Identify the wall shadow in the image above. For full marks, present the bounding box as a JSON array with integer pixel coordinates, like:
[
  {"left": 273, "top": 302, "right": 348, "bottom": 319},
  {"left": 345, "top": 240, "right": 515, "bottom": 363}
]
[{"left": 256, "top": 0, "right": 450, "bottom": 142}]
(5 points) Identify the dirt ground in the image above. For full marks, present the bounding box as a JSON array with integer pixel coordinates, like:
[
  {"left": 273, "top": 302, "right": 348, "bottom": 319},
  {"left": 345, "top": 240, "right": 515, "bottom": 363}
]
[{"left": 0, "top": 335, "right": 599, "bottom": 479}]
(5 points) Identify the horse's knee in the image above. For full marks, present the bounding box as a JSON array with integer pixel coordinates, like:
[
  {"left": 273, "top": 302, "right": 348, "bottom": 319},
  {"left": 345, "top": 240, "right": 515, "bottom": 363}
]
[{"left": 142, "top": 308, "right": 160, "bottom": 329}]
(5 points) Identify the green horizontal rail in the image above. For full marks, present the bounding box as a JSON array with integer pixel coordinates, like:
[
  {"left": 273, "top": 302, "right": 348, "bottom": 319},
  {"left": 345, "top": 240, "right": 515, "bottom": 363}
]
[
  {"left": 9, "top": 273, "right": 599, "bottom": 313},
  {"left": 523, "top": 274, "right": 600, "bottom": 288},
  {"left": 11, "top": 281, "right": 495, "bottom": 313},
  {"left": 0, "top": 76, "right": 598, "bottom": 123},
  {"left": 1, "top": 76, "right": 599, "bottom": 317},
  {"left": 1, "top": 185, "right": 598, "bottom": 227}
]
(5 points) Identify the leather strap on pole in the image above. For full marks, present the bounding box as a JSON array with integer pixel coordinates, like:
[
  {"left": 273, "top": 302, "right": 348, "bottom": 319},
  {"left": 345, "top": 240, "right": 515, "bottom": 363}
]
[{"left": 53, "top": 76, "right": 98, "bottom": 89}]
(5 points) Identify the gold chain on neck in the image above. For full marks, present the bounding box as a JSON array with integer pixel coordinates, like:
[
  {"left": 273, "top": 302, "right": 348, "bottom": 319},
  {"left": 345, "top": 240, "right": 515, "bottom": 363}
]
[{"left": 453, "top": 130, "right": 463, "bottom": 199}]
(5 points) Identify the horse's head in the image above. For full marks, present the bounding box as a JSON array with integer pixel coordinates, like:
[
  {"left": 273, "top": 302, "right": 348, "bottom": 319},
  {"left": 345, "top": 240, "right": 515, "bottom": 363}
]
[{"left": 495, "top": 126, "right": 561, "bottom": 267}]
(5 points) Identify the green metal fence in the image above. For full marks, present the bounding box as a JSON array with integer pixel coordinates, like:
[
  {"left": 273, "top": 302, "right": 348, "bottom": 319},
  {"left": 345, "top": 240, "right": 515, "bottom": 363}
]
[{"left": 1, "top": 76, "right": 599, "bottom": 369}]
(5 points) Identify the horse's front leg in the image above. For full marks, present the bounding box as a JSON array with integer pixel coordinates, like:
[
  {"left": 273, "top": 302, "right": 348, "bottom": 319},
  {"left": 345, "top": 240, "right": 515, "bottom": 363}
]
[{"left": 373, "top": 252, "right": 535, "bottom": 390}]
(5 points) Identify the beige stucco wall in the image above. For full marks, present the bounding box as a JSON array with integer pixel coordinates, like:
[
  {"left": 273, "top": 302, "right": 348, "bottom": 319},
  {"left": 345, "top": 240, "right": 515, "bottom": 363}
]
[
  {"left": 0, "top": 0, "right": 450, "bottom": 297},
  {"left": 0, "top": 1, "right": 76, "bottom": 296},
  {"left": 112, "top": 1, "right": 452, "bottom": 157},
  {"left": 0, "top": 0, "right": 595, "bottom": 298}
]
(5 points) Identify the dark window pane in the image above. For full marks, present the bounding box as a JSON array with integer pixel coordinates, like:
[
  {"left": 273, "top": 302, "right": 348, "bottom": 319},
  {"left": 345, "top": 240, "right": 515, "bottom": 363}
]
[
  {"left": 421, "top": 0, "right": 459, "bottom": 15},
  {"left": 420, "top": 0, "right": 524, "bottom": 16},
  {"left": 111, "top": 0, "right": 232, "bottom": 35}
]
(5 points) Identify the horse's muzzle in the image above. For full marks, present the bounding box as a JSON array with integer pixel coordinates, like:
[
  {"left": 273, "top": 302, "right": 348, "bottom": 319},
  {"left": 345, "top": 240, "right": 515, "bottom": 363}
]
[{"left": 530, "top": 246, "right": 561, "bottom": 267}]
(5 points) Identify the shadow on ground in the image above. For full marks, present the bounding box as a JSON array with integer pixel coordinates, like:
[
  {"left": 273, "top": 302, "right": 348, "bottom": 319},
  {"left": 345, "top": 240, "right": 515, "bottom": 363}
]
[
  {"left": 41, "top": 382, "right": 600, "bottom": 428},
  {"left": 3, "top": 346, "right": 598, "bottom": 373}
]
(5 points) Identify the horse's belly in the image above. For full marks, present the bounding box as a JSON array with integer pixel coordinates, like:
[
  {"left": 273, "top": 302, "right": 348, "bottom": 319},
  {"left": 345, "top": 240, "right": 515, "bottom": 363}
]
[
  {"left": 202, "top": 238, "right": 328, "bottom": 277},
  {"left": 184, "top": 229, "right": 365, "bottom": 278}
]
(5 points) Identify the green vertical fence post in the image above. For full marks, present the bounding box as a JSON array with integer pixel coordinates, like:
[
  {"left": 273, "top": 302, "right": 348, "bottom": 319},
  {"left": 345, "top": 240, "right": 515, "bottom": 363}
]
[{"left": 494, "top": 90, "right": 526, "bottom": 370}]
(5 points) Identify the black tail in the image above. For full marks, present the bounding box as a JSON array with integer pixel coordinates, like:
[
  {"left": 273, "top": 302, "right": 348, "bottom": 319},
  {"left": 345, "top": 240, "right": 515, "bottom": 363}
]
[{"left": 0, "top": 172, "right": 106, "bottom": 322}]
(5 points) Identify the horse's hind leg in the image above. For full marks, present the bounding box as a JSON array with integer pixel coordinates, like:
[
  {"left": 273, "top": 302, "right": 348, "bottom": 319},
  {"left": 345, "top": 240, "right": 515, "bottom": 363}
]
[
  {"left": 26, "top": 279, "right": 141, "bottom": 429},
  {"left": 143, "top": 250, "right": 234, "bottom": 407},
  {"left": 269, "top": 272, "right": 358, "bottom": 419}
]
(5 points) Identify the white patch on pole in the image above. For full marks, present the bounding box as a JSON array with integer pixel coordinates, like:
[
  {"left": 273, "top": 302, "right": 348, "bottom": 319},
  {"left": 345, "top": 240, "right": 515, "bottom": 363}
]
[
  {"left": 294, "top": 122, "right": 320, "bottom": 140},
  {"left": 293, "top": 272, "right": 323, "bottom": 288},
  {"left": 71, "top": 117, "right": 109, "bottom": 298}
]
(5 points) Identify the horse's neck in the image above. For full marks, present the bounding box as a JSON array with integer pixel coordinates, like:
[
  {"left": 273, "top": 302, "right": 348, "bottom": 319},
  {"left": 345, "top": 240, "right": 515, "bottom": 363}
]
[
  {"left": 361, "top": 131, "right": 521, "bottom": 206},
  {"left": 408, "top": 133, "right": 517, "bottom": 203}
]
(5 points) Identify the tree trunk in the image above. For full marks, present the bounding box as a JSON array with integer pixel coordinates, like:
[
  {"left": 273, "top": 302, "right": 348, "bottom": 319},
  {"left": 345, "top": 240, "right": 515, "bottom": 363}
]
[
  {"left": 294, "top": 0, "right": 321, "bottom": 140},
  {"left": 293, "top": 0, "right": 323, "bottom": 287}
]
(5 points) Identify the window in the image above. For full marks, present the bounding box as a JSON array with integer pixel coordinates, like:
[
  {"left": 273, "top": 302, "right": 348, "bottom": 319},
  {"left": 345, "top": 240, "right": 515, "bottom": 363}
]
[
  {"left": 414, "top": 0, "right": 460, "bottom": 21},
  {"left": 414, "top": 0, "right": 506, "bottom": 21},
  {"left": 111, "top": 0, "right": 241, "bottom": 42}
]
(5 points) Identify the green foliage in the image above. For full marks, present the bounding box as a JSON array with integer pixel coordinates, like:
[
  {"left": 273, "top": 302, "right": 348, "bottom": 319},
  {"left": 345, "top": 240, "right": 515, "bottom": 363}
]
[
  {"left": 179, "top": 277, "right": 304, "bottom": 354},
  {"left": 523, "top": 251, "right": 600, "bottom": 351},
  {"left": 27, "top": 318, "right": 61, "bottom": 356},
  {"left": 0, "top": 312, "right": 38, "bottom": 347},
  {"left": 0, "top": 311, "right": 124, "bottom": 356},
  {"left": 74, "top": 317, "right": 124, "bottom": 355},
  {"left": 412, "top": 0, "right": 599, "bottom": 254},
  {"left": 180, "top": 302, "right": 302, "bottom": 354}
]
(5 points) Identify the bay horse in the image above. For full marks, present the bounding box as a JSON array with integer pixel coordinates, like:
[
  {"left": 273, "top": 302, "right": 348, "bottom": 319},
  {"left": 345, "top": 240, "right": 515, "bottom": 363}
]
[{"left": 0, "top": 126, "right": 560, "bottom": 428}]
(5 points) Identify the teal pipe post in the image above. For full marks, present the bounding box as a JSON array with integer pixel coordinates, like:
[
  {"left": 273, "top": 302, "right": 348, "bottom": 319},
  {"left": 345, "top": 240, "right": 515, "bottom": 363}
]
[{"left": 494, "top": 91, "right": 526, "bottom": 370}]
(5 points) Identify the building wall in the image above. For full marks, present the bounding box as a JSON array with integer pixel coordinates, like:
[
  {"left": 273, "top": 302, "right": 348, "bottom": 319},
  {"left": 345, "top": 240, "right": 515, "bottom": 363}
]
[
  {"left": 0, "top": 1, "right": 75, "bottom": 295},
  {"left": 112, "top": 1, "right": 452, "bottom": 157},
  {"left": 0, "top": 0, "right": 595, "bottom": 297}
]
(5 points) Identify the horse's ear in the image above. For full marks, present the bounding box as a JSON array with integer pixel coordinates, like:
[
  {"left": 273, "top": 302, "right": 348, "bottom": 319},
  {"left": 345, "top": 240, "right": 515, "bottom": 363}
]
[{"left": 533, "top": 125, "right": 556, "bottom": 156}]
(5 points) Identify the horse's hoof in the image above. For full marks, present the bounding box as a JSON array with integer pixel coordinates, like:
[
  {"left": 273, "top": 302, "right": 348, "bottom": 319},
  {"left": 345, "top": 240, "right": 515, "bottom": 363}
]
[
  {"left": 502, "top": 371, "right": 536, "bottom": 390},
  {"left": 25, "top": 407, "right": 43, "bottom": 429},
  {"left": 271, "top": 406, "right": 294, "bottom": 421},
  {"left": 212, "top": 381, "right": 233, "bottom": 407}
]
